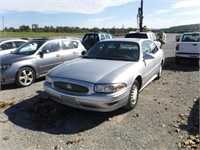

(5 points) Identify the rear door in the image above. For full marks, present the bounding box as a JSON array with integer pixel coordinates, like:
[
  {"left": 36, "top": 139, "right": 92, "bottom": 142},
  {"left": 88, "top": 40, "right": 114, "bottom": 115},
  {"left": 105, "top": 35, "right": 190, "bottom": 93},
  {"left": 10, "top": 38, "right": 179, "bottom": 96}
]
[{"left": 60, "top": 39, "right": 80, "bottom": 61}]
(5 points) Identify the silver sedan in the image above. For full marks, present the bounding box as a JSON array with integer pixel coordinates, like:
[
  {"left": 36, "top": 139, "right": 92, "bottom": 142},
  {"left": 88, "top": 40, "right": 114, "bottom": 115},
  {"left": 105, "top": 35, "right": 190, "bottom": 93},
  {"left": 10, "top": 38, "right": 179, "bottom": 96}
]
[
  {"left": 1, "top": 38, "right": 85, "bottom": 87},
  {"left": 44, "top": 38, "right": 165, "bottom": 112}
]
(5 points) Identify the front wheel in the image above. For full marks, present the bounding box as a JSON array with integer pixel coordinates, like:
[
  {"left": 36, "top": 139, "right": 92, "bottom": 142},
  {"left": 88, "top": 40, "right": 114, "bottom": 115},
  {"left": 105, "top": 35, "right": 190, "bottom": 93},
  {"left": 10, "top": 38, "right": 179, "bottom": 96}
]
[
  {"left": 124, "top": 80, "right": 139, "bottom": 110},
  {"left": 155, "top": 64, "right": 162, "bottom": 80},
  {"left": 16, "top": 67, "right": 35, "bottom": 87}
]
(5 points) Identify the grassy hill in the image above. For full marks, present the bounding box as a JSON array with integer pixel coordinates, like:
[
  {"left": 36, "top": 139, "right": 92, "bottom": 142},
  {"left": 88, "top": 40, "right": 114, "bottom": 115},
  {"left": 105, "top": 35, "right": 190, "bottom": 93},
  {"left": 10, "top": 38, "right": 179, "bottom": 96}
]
[{"left": 162, "top": 24, "right": 200, "bottom": 33}]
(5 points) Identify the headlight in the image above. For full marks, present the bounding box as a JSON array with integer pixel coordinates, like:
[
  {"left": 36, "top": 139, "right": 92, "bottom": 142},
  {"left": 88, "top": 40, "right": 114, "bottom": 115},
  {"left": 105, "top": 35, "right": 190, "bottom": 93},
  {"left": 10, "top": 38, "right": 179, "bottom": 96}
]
[
  {"left": 94, "top": 83, "right": 127, "bottom": 93},
  {"left": 45, "top": 75, "right": 53, "bottom": 84},
  {"left": 0, "top": 64, "right": 11, "bottom": 69}
]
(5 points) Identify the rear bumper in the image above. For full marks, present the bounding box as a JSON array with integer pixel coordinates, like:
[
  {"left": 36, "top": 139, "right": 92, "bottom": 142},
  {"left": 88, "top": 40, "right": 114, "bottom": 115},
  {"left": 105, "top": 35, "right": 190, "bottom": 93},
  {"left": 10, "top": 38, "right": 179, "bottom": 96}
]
[{"left": 175, "top": 52, "right": 199, "bottom": 59}]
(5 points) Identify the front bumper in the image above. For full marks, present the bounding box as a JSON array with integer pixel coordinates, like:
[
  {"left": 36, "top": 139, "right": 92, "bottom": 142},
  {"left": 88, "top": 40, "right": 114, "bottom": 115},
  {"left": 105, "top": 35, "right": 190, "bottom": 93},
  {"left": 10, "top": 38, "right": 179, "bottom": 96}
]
[
  {"left": 0, "top": 68, "right": 17, "bottom": 85},
  {"left": 44, "top": 81, "right": 130, "bottom": 112}
]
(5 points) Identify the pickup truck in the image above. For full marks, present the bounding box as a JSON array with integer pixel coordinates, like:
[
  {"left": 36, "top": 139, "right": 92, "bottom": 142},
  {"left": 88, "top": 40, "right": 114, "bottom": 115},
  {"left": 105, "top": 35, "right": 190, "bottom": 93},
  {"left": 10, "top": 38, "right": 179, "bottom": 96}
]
[
  {"left": 175, "top": 32, "right": 200, "bottom": 64},
  {"left": 125, "top": 31, "right": 162, "bottom": 48}
]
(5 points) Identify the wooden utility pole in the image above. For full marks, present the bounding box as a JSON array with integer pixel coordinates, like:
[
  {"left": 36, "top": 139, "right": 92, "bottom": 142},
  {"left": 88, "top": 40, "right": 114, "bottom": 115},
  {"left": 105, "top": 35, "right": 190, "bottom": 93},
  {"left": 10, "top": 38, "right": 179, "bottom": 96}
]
[{"left": 139, "top": 0, "right": 143, "bottom": 32}]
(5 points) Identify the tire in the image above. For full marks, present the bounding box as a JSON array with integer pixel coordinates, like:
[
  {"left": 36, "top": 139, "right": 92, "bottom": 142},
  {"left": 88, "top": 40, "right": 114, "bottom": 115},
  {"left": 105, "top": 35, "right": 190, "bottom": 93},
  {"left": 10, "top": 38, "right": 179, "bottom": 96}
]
[
  {"left": 175, "top": 56, "right": 180, "bottom": 65},
  {"left": 155, "top": 64, "right": 162, "bottom": 80},
  {"left": 16, "top": 67, "right": 35, "bottom": 87},
  {"left": 124, "top": 80, "right": 139, "bottom": 110}
]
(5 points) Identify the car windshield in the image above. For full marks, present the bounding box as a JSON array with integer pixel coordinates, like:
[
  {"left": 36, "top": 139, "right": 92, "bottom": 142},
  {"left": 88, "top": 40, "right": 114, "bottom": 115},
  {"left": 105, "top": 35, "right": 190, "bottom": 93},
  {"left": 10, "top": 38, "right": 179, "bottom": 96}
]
[
  {"left": 83, "top": 41, "right": 140, "bottom": 61},
  {"left": 12, "top": 40, "right": 45, "bottom": 55}
]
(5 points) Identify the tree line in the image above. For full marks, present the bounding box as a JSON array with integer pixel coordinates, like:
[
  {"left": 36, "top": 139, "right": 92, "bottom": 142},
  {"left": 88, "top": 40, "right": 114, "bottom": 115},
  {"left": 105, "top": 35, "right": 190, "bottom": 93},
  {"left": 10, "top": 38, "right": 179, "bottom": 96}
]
[
  {"left": 4, "top": 24, "right": 137, "bottom": 35},
  {"left": 3, "top": 23, "right": 199, "bottom": 34}
]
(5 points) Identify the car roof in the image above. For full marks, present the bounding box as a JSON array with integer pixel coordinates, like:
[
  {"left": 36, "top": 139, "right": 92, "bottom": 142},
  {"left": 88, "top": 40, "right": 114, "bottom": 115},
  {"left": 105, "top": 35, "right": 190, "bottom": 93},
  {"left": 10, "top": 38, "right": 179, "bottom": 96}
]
[
  {"left": 127, "top": 31, "right": 154, "bottom": 34},
  {"left": 99, "top": 38, "right": 145, "bottom": 43},
  {"left": 0, "top": 38, "right": 28, "bottom": 43},
  {"left": 84, "top": 32, "right": 111, "bottom": 35},
  {"left": 32, "top": 37, "right": 81, "bottom": 41}
]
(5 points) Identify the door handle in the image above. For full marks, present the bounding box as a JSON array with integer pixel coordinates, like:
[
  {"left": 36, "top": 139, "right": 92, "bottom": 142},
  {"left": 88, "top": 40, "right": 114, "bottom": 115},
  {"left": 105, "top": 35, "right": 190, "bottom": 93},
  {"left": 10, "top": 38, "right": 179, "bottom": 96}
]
[
  {"left": 73, "top": 51, "right": 77, "bottom": 54},
  {"left": 56, "top": 54, "right": 61, "bottom": 57}
]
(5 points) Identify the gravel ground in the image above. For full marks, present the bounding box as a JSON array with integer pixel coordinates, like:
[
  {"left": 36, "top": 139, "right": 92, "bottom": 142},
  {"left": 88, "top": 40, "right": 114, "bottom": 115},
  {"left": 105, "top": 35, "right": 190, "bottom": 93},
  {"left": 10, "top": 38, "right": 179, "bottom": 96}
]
[{"left": 0, "top": 33, "right": 199, "bottom": 150}]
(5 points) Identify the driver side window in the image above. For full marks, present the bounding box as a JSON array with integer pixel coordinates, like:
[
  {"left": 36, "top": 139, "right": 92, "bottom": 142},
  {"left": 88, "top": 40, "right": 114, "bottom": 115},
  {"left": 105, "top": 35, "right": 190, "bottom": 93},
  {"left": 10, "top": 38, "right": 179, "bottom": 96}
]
[
  {"left": 142, "top": 41, "right": 150, "bottom": 54},
  {"left": 148, "top": 41, "right": 158, "bottom": 54}
]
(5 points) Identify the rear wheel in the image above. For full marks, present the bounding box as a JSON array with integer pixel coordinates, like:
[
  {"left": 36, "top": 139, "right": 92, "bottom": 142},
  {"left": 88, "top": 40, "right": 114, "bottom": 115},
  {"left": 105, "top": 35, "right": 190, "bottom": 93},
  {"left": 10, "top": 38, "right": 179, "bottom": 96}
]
[
  {"left": 124, "top": 80, "right": 139, "bottom": 110},
  {"left": 16, "top": 67, "right": 35, "bottom": 87}
]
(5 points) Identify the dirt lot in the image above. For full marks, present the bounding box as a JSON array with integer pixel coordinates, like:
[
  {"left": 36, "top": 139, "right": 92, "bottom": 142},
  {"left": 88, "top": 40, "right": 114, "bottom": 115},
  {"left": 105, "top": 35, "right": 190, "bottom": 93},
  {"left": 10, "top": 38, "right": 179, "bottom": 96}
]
[{"left": 0, "top": 34, "right": 199, "bottom": 150}]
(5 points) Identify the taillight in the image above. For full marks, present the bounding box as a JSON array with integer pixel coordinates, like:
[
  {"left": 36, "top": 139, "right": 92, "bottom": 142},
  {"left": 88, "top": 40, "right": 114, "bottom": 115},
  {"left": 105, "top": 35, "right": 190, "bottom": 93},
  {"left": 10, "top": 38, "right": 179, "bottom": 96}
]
[{"left": 176, "top": 44, "right": 179, "bottom": 51}]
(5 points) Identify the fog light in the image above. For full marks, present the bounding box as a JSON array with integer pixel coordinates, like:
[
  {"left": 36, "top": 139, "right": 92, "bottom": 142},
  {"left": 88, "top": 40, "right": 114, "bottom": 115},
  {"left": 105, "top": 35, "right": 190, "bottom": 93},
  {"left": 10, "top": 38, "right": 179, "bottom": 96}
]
[{"left": 107, "top": 101, "right": 119, "bottom": 106}]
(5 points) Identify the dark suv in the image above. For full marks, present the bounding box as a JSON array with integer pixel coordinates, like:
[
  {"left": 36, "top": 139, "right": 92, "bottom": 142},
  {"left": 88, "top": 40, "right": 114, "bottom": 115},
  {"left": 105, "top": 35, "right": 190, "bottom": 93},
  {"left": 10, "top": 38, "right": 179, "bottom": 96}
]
[{"left": 82, "top": 32, "right": 113, "bottom": 50}]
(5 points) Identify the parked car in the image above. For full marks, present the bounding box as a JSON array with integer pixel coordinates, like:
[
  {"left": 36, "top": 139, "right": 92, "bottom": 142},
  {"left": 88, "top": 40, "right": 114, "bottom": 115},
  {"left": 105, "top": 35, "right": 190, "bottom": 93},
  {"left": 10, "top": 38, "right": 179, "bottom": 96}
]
[
  {"left": 0, "top": 39, "right": 28, "bottom": 55},
  {"left": 175, "top": 32, "right": 200, "bottom": 64},
  {"left": 0, "top": 38, "right": 86, "bottom": 87},
  {"left": 82, "top": 32, "right": 113, "bottom": 50},
  {"left": 44, "top": 38, "right": 165, "bottom": 112},
  {"left": 125, "top": 31, "right": 162, "bottom": 48}
]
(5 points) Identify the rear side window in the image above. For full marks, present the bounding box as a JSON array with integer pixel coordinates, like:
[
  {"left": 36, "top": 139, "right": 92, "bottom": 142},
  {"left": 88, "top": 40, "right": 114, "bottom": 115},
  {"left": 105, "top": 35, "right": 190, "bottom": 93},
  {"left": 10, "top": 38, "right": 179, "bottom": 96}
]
[
  {"left": 42, "top": 41, "right": 60, "bottom": 52},
  {"left": 14, "top": 41, "right": 26, "bottom": 48},
  {"left": 100, "top": 34, "right": 105, "bottom": 40},
  {"left": 149, "top": 33, "right": 156, "bottom": 41},
  {"left": 0, "top": 42, "right": 14, "bottom": 50},
  {"left": 62, "top": 40, "right": 74, "bottom": 50},
  {"left": 105, "top": 34, "right": 111, "bottom": 39}
]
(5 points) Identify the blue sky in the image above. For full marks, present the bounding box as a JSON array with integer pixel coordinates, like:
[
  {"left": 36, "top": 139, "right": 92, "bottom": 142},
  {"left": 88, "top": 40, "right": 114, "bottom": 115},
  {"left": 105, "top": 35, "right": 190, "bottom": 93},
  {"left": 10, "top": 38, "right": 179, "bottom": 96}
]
[{"left": 1, "top": 0, "right": 200, "bottom": 29}]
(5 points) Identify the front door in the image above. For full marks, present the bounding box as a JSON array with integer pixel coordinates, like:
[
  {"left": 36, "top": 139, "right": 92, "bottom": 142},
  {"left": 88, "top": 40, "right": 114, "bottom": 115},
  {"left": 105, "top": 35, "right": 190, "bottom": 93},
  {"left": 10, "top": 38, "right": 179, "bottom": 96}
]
[{"left": 37, "top": 40, "right": 62, "bottom": 75}]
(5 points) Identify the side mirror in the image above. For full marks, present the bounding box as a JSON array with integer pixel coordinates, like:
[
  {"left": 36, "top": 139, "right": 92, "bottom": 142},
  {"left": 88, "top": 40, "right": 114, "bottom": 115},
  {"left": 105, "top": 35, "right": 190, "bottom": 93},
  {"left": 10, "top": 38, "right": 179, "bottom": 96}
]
[
  {"left": 176, "top": 35, "right": 181, "bottom": 42},
  {"left": 39, "top": 49, "right": 49, "bottom": 55},
  {"left": 143, "top": 53, "right": 154, "bottom": 60}
]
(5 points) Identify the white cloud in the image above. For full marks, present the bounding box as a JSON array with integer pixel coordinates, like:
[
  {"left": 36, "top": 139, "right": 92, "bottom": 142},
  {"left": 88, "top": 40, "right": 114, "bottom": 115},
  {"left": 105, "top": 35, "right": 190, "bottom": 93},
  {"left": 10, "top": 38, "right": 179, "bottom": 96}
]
[
  {"left": 2, "top": 0, "right": 138, "bottom": 14},
  {"left": 176, "top": 9, "right": 199, "bottom": 16},
  {"left": 154, "top": 9, "right": 171, "bottom": 15},
  {"left": 143, "top": 16, "right": 199, "bottom": 29},
  {"left": 87, "top": 17, "right": 116, "bottom": 26},
  {"left": 83, "top": 17, "right": 135, "bottom": 28},
  {"left": 171, "top": 0, "right": 200, "bottom": 9}
]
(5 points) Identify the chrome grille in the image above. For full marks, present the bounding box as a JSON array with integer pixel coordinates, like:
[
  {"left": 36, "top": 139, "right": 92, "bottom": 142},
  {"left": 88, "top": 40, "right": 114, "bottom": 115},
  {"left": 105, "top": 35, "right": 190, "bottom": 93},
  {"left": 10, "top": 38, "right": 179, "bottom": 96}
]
[{"left": 54, "top": 81, "right": 89, "bottom": 93}]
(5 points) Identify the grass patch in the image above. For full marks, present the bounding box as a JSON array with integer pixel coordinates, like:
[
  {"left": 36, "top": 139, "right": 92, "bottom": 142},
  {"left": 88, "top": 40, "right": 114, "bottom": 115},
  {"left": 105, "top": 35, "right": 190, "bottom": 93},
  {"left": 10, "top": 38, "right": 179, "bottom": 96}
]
[{"left": 0, "top": 32, "right": 84, "bottom": 39}]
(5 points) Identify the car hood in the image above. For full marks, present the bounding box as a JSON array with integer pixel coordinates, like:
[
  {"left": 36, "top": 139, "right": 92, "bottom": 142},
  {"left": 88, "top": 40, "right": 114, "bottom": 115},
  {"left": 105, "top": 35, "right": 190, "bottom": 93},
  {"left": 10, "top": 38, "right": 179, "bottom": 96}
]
[
  {"left": 49, "top": 58, "right": 138, "bottom": 83},
  {"left": 0, "top": 54, "right": 34, "bottom": 64}
]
